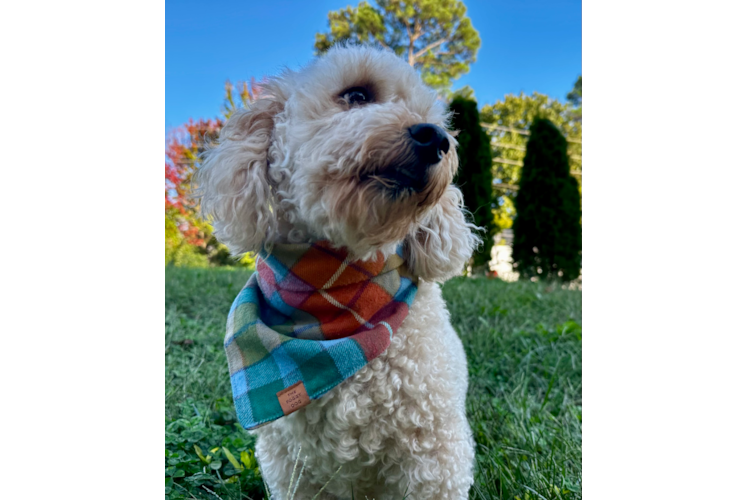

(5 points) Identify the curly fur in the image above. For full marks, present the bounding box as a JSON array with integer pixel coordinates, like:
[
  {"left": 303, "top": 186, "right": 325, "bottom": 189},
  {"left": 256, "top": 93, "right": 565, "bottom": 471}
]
[{"left": 195, "top": 44, "right": 480, "bottom": 499}]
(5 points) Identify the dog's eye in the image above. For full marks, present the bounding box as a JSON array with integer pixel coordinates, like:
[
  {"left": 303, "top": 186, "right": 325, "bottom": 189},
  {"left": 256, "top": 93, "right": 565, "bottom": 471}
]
[{"left": 341, "top": 87, "right": 372, "bottom": 106}]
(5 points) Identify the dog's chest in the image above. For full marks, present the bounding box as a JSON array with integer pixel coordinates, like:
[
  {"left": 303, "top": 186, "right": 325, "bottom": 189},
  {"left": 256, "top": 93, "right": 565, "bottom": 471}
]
[
  {"left": 252, "top": 281, "right": 471, "bottom": 498},
  {"left": 258, "top": 281, "right": 466, "bottom": 448}
]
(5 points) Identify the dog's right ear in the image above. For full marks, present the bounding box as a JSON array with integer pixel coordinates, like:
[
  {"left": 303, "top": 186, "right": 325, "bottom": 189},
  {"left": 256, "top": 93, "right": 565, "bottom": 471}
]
[
  {"left": 403, "top": 185, "right": 481, "bottom": 282},
  {"left": 195, "top": 97, "right": 283, "bottom": 255}
]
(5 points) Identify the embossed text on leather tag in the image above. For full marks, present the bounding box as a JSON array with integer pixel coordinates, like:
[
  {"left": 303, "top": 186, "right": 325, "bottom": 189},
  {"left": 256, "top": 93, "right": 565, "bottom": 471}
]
[{"left": 277, "top": 381, "right": 311, "bottom": 415}]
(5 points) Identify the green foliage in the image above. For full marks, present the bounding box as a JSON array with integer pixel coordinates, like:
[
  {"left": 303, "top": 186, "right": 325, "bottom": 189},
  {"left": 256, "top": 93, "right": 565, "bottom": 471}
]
[
  {"left": 166, "top": 210, "right": 210, "bottom": 268},
  {"left": 166, "top": 211, "right": 256, "bottom": 269},
  {"left": 566, "top": 76, "right": 582, "bottom": 106},
  {"left": 166, "top": 81, "right": 261, "bottom": 270},
  {"left": 512, "top": 119, "right": 582, "bottom": 282},
  {"left": 222, "top": 79, "right": 261, "bottom": 121},
  {"left": 165, "top": 400, "right": 265, "bottom": 499},
  {"left": 166, "top": 267, "right": 581, "bottom": 499},
  {"left": 166, "top": 267, "right": 263, "bottom": 499},
  {"left": 445, "top": 277, "right": 582, "bottom": 500},
  {"left": 450, "top": 84, "right": 476, "bottom": 101},
  {"left": 448, "top": 96, "right": 495, "bottom": 268},
  {"left": 314, "top": 0, "right": 481, "bottom": 89},
  {"left": 480, "top": 92, "right": 582, "bottom": 231}
]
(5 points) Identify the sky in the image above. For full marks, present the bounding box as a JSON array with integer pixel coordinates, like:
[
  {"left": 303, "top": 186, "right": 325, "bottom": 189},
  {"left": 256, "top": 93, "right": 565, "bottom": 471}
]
[{"left": 166, "top": 0, "right": 581, "bottom": 132}]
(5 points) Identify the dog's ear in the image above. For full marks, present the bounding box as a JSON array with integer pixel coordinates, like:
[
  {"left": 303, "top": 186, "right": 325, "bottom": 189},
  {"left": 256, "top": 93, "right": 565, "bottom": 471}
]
[
  {"left": 195, "top": 96, "right": 283, "bottom": 255},
  {"left": 404, "top": 185, "right": 481, "bottom": 282}
]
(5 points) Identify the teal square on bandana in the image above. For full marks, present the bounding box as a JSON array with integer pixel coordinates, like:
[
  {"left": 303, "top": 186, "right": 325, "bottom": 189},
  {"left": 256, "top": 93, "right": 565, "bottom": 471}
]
[
  {"left": 245, "top": 355, "right": 281, "bottom": 390},
  {"left": 234, "top": 392, "right": 255, "bottom": 427},
  {"left": 247, "top": 379, "right": 285, "bottom": 424},
  {"left": 298, "top": 350, "right": 344, "bottom": 397},
  {"left": 281, "top": 338, "right": 324, "bottom": 366},
  {"left": 323, "top": 338, "right": 367, "bottom": 380}
]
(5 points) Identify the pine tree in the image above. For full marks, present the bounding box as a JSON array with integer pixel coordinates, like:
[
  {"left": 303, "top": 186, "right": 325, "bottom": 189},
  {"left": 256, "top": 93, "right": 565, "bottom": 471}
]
[
  {"left": 448, "top": 96, "right": 495, "bottom": 268},
  {"left": 314, "top": 0, "right": 481, "bottom": 90},
  {"left": 512, "top": 118, "right": 581, "bottom": 281}
]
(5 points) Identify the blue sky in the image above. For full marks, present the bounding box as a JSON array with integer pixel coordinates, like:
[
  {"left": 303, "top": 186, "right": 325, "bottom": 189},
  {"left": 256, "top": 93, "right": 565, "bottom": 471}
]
[{"left": 166, "top": 0, "right": 581, "bottom": 132}]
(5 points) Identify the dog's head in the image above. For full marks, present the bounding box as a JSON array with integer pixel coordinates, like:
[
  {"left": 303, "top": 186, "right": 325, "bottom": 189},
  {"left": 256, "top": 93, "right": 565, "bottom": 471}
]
[{"left": 196, "top": 45, "right": 480, "bottom": 281}]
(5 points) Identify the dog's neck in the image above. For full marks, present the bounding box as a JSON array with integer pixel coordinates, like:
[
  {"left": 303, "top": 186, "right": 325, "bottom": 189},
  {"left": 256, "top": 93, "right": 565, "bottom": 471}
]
[
  {"left": 269, "top": 197, "right": 405, "bottom": 263},
  {"left": 274, "top": 207, "right": 313, "bottom": 245}
]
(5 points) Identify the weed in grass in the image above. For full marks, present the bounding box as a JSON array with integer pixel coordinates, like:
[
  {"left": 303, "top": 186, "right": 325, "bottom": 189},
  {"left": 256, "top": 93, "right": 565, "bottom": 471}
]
[{"left": 166, "top": 268, "right": 581, "bottom": 499}]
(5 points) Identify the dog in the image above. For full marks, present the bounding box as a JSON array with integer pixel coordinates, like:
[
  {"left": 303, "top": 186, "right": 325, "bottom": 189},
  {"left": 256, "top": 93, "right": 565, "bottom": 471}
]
[{"left": 196, "top": 44, "right": 479, "bottom": 500}]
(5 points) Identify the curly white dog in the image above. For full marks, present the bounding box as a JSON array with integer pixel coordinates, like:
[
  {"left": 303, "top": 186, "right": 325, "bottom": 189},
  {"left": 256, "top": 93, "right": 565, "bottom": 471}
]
[{"left": 197, "top": 45, "right": 479, "bottom": 499}]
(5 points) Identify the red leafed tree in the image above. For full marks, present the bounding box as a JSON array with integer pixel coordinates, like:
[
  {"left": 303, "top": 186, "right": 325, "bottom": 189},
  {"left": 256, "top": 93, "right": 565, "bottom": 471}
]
[
  {"left": 165, "top": 118, "right": 222, "bottom": 243},
  {"left": 165, "top": 80, "right": 260, "bottom": 267}
]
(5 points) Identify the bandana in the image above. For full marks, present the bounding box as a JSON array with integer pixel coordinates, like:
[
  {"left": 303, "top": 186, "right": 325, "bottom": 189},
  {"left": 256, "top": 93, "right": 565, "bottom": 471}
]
[{"left": 225, "top": 241, "right": 418, "bottom": 429}]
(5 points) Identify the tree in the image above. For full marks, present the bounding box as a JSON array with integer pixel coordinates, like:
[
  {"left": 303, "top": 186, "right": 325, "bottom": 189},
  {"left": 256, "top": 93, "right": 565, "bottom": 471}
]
[
  {"left": 314, "top": 0, "right": 481, "bottom": 89},
  {"left": 567, "top": 75, "right": 582, "bottom": 106},
  {"left": 512, "top": 119, "right": 581, "bottom": 282},
  {"left": 480, "top": 92, "right": 582, "bottom": 231},
  {"left": 448, "top": 96, "right": 495, "bottom": 269},
  {"left": 450, "top": 84, "right": 476, "bottom": 101},
  {"left": 165, "top": 81, "right": 260, "bottom": 267}
]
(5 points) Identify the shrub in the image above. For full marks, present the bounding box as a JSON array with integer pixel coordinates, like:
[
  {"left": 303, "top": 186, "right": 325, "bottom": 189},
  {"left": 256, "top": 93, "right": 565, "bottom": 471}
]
[
  {"left": 512, "top": 118, "right": 581, "bottom": 281},
  {"left": 448, "top": 96, "right": 495, "bottom": 268}
]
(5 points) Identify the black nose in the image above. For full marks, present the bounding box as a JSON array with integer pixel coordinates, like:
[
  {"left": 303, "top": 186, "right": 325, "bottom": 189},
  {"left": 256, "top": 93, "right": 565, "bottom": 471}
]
[{"left": 408, "top": 124, "right": 450, "bottom": 165}]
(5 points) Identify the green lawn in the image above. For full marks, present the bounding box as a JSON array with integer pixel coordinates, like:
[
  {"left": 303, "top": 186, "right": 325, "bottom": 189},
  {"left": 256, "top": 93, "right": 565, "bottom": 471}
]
[{"left": 166, "top": 267, "right": 582, "bottom": 500}]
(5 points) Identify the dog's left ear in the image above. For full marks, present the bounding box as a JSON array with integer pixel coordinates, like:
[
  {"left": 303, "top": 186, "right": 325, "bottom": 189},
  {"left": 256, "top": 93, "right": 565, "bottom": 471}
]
[
  {"left": 195, "top": 94, "right": 284, "bottom": 255},
  {"left": 404, "top": 185, "right": 481, "bottom": 282}
]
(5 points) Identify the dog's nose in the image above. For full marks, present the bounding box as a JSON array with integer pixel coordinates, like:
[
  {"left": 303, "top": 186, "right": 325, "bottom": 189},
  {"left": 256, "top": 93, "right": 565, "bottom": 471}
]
[{"left": 408, "top": 124, "right": 450, "bottom": 165}]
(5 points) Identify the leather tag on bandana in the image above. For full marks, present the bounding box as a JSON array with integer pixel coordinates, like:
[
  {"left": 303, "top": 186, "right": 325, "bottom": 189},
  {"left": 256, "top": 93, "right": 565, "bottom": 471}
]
[{"left": 277, "top": 381, "right": 311, "bottom": 415}]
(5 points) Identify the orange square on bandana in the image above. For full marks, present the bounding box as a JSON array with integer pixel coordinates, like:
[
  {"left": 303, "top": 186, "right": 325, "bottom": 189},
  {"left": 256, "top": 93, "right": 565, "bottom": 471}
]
[
  {"left": 291, "top": 247, "right": 345, "bottom": 289},
  {"left": 350, "top": 283, "right": 392, "bottom": 321},
  {"left": 324, "top": 282, "right": 366, "bottom": 309},
  {"left": 331, "top": 264, "right": 371, "bottom": 287},
  {"left": 321, "top": 310, "right": 362, "bottom": 339},
  {"left": 299, "top": 282, "right": 365, "bottom": 324},
  {"left": 298, "top": 292, "right": 340, "bottom": 323}
]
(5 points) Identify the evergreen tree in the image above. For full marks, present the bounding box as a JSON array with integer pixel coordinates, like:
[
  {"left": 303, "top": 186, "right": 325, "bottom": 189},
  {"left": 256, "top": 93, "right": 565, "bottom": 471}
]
[
  {"left": 512, "top": 119, "right": 581, "bottom": 281},
  {"left": 448, "top": 96, "right": 495, "bottom": 268},
  {"left": 480, "top": 91, "right": 582, "bottom": 231}
]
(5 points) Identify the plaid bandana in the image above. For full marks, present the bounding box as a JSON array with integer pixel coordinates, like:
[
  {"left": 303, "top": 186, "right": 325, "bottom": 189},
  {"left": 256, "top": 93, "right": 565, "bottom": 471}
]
[{"left": 225, "top": 241, "right": 418, "bottom": 430}]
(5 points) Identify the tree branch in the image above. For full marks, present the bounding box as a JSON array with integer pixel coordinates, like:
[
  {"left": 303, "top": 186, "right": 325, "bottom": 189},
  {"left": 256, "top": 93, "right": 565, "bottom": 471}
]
[
  {"left": 406, "top": 22, "right": 414, "bottom": 65},
  {"left": 413, "top": 18, "right": 422, "bottom": 43},
  {"left": 412, "top": 37, "right": 448, "bottom": 60},
  {"left": 375, "top": 37, "right": 390, "bottom": 50}
]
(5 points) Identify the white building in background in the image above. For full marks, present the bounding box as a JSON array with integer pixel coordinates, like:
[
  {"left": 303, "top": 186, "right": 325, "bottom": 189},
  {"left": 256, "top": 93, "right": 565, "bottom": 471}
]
[{"left": 488, "top": 229, "right": 520, "bottom": 282}]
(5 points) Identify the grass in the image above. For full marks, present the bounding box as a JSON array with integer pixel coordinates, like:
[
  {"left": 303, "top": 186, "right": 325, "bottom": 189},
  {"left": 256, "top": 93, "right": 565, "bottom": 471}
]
[{"left": 166, "top": 267, "right": 581, "bottom": 500}]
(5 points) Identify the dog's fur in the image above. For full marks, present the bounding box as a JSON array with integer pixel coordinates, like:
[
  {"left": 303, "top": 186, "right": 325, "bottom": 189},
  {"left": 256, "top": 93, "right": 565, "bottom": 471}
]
[{"left": 196, "top": 45, "right": 480, "bottom": 499}]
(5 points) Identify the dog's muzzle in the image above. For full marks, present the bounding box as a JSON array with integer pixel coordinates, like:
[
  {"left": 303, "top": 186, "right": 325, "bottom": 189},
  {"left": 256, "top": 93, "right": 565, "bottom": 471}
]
[{"left": 384, "top": 123, "right": 450, "bottom": 193}]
